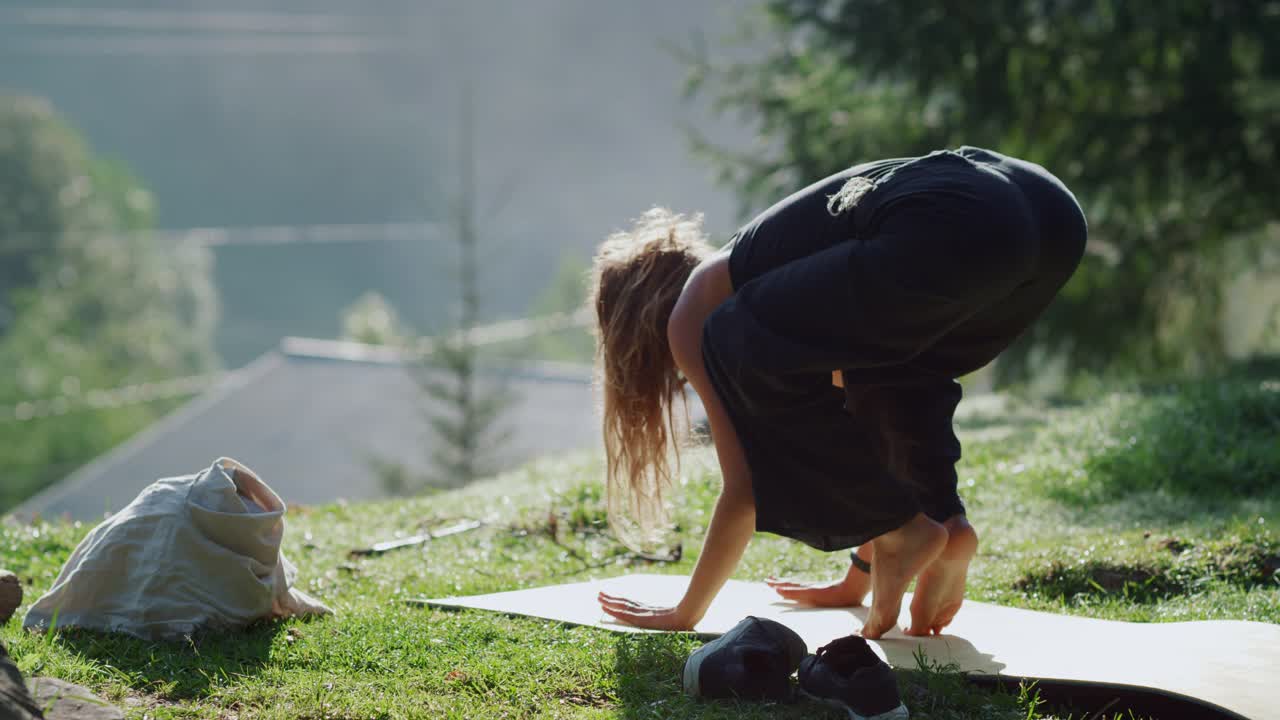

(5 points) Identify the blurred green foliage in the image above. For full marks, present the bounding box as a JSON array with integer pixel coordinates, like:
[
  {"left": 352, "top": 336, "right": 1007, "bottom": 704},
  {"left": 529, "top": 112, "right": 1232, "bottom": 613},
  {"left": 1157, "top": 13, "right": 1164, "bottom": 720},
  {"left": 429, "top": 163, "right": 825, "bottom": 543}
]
[
  {"left": 527, "top": 252, "right": 594, "bottom": 364},
  {"left": 0, "top": 95, "right": 218, "bottom": 513},
  {"left": 684, "top": 0, "right": 1280, "bottom": 381},
  {"left": 1077, "top": 379, "right": 1280, "bottom": 501},
  {"left": 340, "top": 290, "right": 405, "bottom": 346}
]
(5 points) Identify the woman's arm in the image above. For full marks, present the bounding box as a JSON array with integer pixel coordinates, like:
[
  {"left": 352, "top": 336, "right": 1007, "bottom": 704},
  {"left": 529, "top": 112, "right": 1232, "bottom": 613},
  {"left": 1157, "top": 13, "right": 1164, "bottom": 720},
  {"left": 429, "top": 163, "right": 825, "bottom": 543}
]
[
  {"left": 667, "top": 270, "right": 757, "bottom": 625},
  {"left": 598, "top": 255, "right": 754, "bottom": 629}
]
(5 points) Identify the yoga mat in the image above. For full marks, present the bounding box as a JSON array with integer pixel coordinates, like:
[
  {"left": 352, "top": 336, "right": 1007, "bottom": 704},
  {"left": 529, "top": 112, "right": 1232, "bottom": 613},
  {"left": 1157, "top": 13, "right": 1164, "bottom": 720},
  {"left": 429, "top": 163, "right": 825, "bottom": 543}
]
[{"left": 420, "top": 574, "right": 1280, "bottom": 720}]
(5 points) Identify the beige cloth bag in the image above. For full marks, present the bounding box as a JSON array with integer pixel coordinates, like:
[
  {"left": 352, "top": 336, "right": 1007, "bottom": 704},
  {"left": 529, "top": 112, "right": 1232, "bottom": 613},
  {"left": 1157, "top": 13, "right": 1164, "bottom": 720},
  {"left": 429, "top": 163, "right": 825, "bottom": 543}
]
[{"left": 24, "top": 457, "right": 331, "bottom": 640}]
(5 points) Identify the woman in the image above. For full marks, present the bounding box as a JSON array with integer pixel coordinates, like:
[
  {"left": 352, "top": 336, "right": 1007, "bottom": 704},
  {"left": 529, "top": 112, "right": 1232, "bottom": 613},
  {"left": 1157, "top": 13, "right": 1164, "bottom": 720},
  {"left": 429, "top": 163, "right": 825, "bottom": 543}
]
[{"left": 592, "top": 146, "right": 1086, "bottom": 638}]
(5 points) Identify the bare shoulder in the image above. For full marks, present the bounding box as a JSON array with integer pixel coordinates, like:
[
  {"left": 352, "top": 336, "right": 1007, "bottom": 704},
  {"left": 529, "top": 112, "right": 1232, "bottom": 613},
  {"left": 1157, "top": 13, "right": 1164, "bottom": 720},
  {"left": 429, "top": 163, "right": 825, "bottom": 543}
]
[
  {"left": 683, "top": 250, "right": 735, "bottom": 315},
  {"left": 668, "top": 251, "right": 734, "bottom": 373}
]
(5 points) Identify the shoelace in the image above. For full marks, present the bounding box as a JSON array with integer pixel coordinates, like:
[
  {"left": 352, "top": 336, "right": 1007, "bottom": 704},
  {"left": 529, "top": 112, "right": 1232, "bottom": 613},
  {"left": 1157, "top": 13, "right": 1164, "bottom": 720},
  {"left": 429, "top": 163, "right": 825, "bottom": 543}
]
[{"left": 814, "top": 635, "right": 883, "bottom": 675}]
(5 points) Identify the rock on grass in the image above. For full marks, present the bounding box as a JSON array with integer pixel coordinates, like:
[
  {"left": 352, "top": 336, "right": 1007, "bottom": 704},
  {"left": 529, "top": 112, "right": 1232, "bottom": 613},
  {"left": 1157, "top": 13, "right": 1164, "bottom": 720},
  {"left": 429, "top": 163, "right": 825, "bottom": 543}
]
[
  {"left": 0, "top": 570, "right": 21, "bottom": 625},
  {"left": 27, "top": 677, "right": 124, "bottom": 720}
]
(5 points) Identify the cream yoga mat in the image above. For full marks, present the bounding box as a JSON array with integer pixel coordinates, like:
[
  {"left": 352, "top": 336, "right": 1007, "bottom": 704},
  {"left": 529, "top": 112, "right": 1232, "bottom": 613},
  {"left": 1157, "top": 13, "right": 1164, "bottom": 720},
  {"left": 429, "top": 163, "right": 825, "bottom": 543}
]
[{"left": 420, "top": 574, "right": 1280, "bottom": 720}]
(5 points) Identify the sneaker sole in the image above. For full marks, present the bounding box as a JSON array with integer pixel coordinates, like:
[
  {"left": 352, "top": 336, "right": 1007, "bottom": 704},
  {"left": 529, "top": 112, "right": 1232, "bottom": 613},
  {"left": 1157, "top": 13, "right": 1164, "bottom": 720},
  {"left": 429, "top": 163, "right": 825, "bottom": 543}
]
[
  {"left": 798, "top": 686, "right": 910, "bottom": 720},
  {"left": 682, "top": 641, "right": 709, "bottom": 697}
]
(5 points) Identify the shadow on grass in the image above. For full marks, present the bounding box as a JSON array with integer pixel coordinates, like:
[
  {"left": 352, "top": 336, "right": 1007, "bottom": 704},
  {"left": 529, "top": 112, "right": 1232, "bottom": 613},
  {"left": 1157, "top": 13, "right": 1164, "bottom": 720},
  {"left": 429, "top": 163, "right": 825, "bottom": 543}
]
[
  {"left": 611, "top": 633, "right": 705, "bottom": 720},
  {"left": 608, "top": 632, "right": 1101, "bottom": 720},
  {"left": 1014, "top": 534, "right": 1280, "bottom": 607},
  {"left": 610, "top": 632, "right": 1032, "bottom": 720},
  {"left": 611, "top": 633, "right": 823, "bottom": 719},
  {"left": 49, "top": 620, "right": 281, "bottom": 700}
]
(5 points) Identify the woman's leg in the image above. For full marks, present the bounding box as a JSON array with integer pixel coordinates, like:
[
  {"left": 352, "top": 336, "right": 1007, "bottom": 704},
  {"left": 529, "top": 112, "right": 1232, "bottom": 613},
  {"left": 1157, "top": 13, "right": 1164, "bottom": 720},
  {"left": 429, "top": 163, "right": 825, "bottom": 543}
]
[
  {"left": 703, "top": 176, "right": 1040, "bottom": 636},
  {"left": 849, "top": 380, "right": 975, "bottom": 634},
  {"left": 701, "top": 239, "right": 931, "bottom": 551},
  {"left": 702, "top": 238, "right": 985, "bottom": 637},
  {"left": 909, "top": 515, "right": 978, "bottom": 635},
  {"left": 883, "top": 194, "right": 1086, "bottom": 633}
]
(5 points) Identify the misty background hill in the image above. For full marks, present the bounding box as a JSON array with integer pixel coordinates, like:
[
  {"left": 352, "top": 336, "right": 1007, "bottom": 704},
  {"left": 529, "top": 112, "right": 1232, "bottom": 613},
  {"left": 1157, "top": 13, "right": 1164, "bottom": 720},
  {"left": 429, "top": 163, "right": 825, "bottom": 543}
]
[{"left": 0, "top": 1, "right": 749, "bottom": 366}]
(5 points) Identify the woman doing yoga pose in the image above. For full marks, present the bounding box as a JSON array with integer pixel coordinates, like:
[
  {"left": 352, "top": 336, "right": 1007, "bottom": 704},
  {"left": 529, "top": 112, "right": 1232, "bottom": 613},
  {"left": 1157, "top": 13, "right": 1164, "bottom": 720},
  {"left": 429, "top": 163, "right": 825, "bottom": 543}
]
[{"left": 591, "top": 146, "right": 1087, "bottom": 638}]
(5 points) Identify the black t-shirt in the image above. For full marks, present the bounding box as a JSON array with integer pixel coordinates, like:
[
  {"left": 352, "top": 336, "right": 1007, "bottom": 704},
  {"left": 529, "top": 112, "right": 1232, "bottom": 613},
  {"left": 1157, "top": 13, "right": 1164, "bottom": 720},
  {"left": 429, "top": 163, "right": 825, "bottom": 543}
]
[{"left": 724, "top": 155, "right": 910, "bottom": 291}]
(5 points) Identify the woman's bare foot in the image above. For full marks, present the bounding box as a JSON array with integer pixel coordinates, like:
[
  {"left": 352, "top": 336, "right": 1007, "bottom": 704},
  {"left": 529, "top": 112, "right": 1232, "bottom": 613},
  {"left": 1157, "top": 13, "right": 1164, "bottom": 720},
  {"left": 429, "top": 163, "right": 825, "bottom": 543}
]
[
  {"left": 767, "top": 544, "right": 874, "bottom": 607},
  {"left": 906, "top": 516, "right": 978, "bottom": 636},
  {"left": 862, "top": 513, "right": 947, "bottom": 639}
]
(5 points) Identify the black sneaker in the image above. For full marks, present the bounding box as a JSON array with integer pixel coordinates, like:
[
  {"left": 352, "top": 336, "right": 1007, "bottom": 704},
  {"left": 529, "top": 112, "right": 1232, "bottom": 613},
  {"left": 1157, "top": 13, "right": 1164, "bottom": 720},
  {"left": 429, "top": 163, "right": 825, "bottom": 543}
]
[
  {"left": 798, "top": 635, "right": 909, "bottom": 720},
  {"left": 682, "top": 616, "right": 807, "bottom": 701}
]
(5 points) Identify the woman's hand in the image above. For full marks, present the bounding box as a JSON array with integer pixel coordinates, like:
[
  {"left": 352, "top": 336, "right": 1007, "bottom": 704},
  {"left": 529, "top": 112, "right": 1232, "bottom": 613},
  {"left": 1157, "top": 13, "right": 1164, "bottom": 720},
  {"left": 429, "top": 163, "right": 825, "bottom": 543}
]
[
  {"left": 766, "top": 574, "right": 868, "bottom": 608},
  {"left": 597, "top": 592, "right": 697, "bottom": 631}
]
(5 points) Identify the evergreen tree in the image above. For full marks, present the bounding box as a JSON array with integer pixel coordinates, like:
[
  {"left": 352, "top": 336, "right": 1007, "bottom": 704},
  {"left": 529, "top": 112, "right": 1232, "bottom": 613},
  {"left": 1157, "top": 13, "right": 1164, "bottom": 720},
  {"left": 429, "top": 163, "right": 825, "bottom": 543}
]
[
  {"left": 413, "top": 87, "right": 512, "bottom": 489},
  {"left": 684, "top": 1, "right": 1280, "bottom": 379}
]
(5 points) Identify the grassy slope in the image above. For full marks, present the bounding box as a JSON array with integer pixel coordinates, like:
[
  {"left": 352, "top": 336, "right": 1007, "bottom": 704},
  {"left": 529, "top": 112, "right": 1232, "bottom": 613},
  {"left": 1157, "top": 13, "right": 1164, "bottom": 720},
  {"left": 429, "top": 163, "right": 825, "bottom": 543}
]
[{"left": 1, "top": 381, "right": 1277, "bottom": 719}]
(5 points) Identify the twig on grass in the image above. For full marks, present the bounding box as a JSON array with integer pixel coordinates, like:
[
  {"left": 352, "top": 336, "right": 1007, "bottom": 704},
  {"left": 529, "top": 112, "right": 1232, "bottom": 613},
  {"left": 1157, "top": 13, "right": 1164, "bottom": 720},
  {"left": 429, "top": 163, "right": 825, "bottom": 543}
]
[{"left": 349, "top": 519, "right": 483, "bottom": 557}]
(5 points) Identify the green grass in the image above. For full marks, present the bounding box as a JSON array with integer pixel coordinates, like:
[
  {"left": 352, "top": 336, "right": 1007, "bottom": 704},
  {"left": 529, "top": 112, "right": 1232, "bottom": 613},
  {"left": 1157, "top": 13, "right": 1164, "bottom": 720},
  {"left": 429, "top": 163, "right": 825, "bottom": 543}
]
[{"left": 2, "top": 379, "right": 1278, "bottom": 718}]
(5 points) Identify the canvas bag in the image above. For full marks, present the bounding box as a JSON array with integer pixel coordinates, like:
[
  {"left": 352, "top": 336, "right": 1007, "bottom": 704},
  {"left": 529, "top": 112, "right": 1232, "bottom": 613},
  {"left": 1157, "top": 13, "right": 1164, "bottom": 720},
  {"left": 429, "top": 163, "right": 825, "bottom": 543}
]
[{"left": 24, "top": 457, "right": 331, "bottom": 640}]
